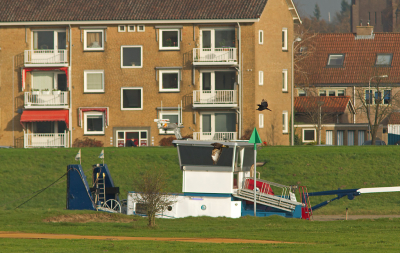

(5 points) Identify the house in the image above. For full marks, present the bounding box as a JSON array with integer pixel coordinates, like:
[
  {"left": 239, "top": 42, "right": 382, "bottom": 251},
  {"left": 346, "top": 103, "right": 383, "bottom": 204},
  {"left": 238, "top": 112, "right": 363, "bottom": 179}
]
[
  {"left": 295, "top": 25, "right": 400, "bottom": 145},
  {"left": 0, "top": 0, "right": 301, "bottom": 148}
]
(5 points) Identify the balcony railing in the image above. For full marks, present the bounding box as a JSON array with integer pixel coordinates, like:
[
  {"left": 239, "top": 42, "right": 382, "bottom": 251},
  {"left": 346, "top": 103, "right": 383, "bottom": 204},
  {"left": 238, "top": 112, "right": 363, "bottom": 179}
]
[
  {"left": 193, "top": 48, "right": 237, "bottom": 64},
  {"left": 24, "top": 50, "right": 68, "bottom": 65},
  {"left": 24, "top": 131, "right": 68, "bottom": 148},
  {"left": 193, "top": 90, "right": 237, "bottom": 105},
  {"left": 193, "top": 132, "right": 237, "bottom": 141},
  {"left": 24, "top": 91, "right": 69, "bottom": 108}
]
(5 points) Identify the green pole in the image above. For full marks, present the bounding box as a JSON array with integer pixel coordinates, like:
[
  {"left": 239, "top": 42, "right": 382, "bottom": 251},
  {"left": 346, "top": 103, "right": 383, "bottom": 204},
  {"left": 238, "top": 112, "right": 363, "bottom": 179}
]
[{"left": 248, "top": 127, "right": 262, "bottom": 217}]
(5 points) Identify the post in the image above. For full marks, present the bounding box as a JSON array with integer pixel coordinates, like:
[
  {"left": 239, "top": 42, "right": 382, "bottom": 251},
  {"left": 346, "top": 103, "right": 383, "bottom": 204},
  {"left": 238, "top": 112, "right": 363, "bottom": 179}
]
[
  {"left": 253, "top": 143, "right": 257, "bottom": 217},
  {"left": 291, "top": 37, "right": 301, "bottom": 146},
  {"left": 346, "top": 208, "right": 348, "bottom": 220}
]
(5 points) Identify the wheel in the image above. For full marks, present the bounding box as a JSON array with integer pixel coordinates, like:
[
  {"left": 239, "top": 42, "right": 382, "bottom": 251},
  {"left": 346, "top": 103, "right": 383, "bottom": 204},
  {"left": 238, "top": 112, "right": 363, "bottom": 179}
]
[{"left": 102, "top": 199, "right": 121, "bottom": 213}]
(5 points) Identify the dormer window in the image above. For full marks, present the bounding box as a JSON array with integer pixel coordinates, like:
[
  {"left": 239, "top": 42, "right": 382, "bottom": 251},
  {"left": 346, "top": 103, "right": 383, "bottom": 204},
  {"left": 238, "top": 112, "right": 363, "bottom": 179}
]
[
  {"left": 375, "top": 53, "right": 393, "bottom": 66},
  {"left": 327, "top": 54, "right": 345, "bottom": 67}
]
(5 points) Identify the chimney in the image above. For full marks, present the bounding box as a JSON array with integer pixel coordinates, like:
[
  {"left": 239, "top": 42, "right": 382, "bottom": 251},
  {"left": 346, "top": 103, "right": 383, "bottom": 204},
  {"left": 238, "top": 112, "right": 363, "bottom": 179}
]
[{"left": 356, "top": 25, "right": 374, "bottom": 36}]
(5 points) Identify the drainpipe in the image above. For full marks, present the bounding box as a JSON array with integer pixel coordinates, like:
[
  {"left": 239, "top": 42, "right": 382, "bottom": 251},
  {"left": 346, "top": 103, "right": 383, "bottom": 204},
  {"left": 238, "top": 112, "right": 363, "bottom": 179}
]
[
  {"left": 353, "top": 86, "right": 356, "bottom": 123},
  {"left": 237, "top": 22, "right": 242, "bottom": 139},
  {"left": 69, "top": 24, "right": 73, "bottom": 148},
  {"left": 12, "top": 56, "right": 15, "bottom": 147}
]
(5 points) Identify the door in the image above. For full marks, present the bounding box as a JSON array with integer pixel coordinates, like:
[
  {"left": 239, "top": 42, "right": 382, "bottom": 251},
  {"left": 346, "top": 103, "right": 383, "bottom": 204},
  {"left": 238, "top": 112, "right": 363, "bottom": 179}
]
[
  {"left": 348, "top": 131, "right": 354, "bottom": 146},
  {"left": 32, "top": 30, "right": 66, "bottom": 63},
  {"left": 326, "top": 130, "right": 332, "bottom": 145},
  {"left": 200, "top": 30, "right": 212, "bottom": 60},
  {"left": 200, "top": 71, "right": 236, "bottom": 103},
  {"left": 337, "top": 130, "right": 344, "bottom": 146}
]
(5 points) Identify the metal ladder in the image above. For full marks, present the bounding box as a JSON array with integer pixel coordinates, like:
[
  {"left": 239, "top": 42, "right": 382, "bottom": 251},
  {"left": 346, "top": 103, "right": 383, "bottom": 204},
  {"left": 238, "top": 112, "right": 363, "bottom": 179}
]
[{"left": 96, "top": 172, "right": 106, "bottom": 204}]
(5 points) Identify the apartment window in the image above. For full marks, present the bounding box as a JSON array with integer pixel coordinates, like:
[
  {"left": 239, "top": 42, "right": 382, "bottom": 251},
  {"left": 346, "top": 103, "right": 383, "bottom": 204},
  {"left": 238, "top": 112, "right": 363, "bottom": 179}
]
[
  {"left": 159, "top": 111, "right": 180, "bottom": 134},
  {"left": 319, "top": 89, "right": 345, "bottom": 96},
  {"left": 118, "top": 25, "right": 126, "bottom": 32},
  {"left": 259, "top": 114, "right": 264, "bottom": 128},
  {"left": 159, "top": 29, "right": 180, "bottom": 50},
  {"left": 282, "top": 28, "right": 288, "bottom": 51},
  {"left": 84, "top": 111, "right": 104, "bottom": 135},
  {"left": 32, "top": 71, "right": 67, "bottom": 91},
  {"left": 259, "top": 30, "right": 263, "bottom": 44},
  {"left": 328, "top": 90, "right": 336, "bottom": 96},
  {"left": 282, "top": 111, "right": 288, "bottom": 133},
  {"left": 327, "top": 54, "right": 345, "bottom": 67},
  {"left": 84, "top": 70, "right": 104, "bottom": 93},
  {"left": 121, "top": 46, "right": 142, "bottom": 68},
  {"left": 33, "top": 30, "right": 66, "bottom": 50},
  {"left": 365, "top": 89, "right": 391, "bottom": 105},
  {"left": 128, "top": 25, "right": 135, "bottom": 32},
  {"left": 259, "top": 71, "right": 264, "bottom": 85},
  {"left": 384, "top": 90, "right": 391, "bottom": 104},
  {"left": 298, "top": 89, "right": 306, "bottom": 96},
  {"left": 121, "top": 87, "right": 143, "bottom": 110},
  {"left": 337, "top": 90, "right": 345, "bottom": 96},
  {"left": 303, "top": 128, "right": 316, "bottom": 142},
  {"left": 84, "top": 30, "right": 104, "bottom": 51},
  {"left": 375, "top": 53, "right": 393, "bottom": 66},
  {"left": 159, "top": 70, "right": 180, "bottom": 92},
  {"left": 116, "top": 130, "right": 148, "bottom": 147},
  {"left": 282, "top": 69, "right": 288, "bottom": 92},
  {"left": 319, "top": 90, "right": 327, "bottom": 96},
  {"left": 137, "top": 25, "right": 145, "bottom": 32}
]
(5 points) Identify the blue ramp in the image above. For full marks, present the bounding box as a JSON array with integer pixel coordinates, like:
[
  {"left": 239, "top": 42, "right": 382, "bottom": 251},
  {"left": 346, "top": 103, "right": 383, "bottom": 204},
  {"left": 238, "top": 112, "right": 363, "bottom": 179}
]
[{"left": 66, "top": 164, "right": 95, "bottom": 210}]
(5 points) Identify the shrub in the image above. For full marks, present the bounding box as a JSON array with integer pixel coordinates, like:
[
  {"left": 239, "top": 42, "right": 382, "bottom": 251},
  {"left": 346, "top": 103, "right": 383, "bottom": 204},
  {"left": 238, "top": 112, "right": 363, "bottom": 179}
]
[
  {"left": 73, "top": 137, "right": 104, "bottom": 147},
  {"left": 159, "top": 135, "right": 192, "bottom": 146}
]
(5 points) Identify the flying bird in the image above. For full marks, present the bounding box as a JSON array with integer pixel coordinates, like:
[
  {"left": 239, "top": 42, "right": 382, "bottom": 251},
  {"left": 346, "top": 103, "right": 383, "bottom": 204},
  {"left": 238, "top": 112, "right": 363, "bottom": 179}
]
[
  {"left": 256, "top": 99, "right": 271, "bottom": 111},
  {"left": 211, "top": 142, "right": 229, "bottom": 165}
]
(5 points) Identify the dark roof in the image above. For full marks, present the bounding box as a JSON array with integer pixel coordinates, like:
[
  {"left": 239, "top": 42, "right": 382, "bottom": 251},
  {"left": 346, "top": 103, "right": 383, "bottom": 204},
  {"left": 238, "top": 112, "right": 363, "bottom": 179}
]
[
  {"left": 295, "top": 96, "right": 353, "bottom": 114},
  {"left": 0, "top": 0, "right": 268, "bottom": 22},
  {"left": 296, "top": 33, "right": 400, "bottom": 85}
]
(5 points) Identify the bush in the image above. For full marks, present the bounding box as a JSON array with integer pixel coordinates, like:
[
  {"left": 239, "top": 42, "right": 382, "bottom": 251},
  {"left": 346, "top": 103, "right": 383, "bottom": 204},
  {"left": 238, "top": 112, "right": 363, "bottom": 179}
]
[
  {"left": 73, "top": 137, "right": 104, "bottom": 147},
  {"left": 159, "top": 135, "right": 192, "bottom": 146}
]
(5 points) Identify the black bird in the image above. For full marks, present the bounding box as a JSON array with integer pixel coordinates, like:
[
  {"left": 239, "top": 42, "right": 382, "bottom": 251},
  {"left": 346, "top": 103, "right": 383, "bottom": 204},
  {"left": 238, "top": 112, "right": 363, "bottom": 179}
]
[
  {"left": 256, "top": 99, "right": 271, "bottom": 111},
  {"left": 211, "top": 143, "right": 229, "bottom": 165}
]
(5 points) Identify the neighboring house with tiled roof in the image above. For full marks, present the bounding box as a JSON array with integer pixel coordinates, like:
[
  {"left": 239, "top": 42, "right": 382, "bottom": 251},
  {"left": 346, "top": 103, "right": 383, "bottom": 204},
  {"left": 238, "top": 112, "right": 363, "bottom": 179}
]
[
  {"left": 294, "top": 25, "right": 400, "bottom": 145},
  {"left": 0, "top": 0, "right": 301, "bottom": 148}
]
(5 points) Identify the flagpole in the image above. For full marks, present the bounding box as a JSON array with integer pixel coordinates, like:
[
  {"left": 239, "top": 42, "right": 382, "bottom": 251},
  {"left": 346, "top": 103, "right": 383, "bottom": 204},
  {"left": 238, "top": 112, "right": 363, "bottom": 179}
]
[{"left": 248, "top": 127, "right": 262, "bottom": 218}]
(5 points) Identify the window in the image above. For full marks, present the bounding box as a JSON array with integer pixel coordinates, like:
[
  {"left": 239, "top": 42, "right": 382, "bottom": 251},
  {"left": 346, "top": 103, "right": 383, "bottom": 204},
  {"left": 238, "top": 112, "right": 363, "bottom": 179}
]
[
  {"left": 84, "top": 30, "right": 104, "bottom": 51},
  {"left": 159, "top": 111, "right": 180, "bottom": 134},
  {"left": 282, "top": 69, "right": 288, "bottom": 92},
  {"left": 303, "top": 129, "right": 316, "bottom": 142},
  {"left": 319, "top": 89, "right": 345, "bottom": 96},
  {"left": 128, "top": 25, "right": 135, "bottom": 32},
  {"left": 159, "top": 29, "right": 180, "bottom": 50},
  {"left": 159, "top": 70, "right": 180, "bottom": 92},
  {"left": 282, "top": 28, "right": 288, "bottom": 51},
  {"left": 116, "top": 130, "right": 148, "bottom": 147},
  {"left": 121, "top": 46, "right": 142, "bottom": 68},
  {"left": 118, "top": 25, "right": 126, "bottom": 32},
  {"left": 201, "top": 28, "right": 235, "bottom": 49},
  {"left": 259, "top": 30, "right": 263, "bottom": 45},
  {"left": 84, "top": 111, "right": 104, "bottom": 135},
  {"left": 84, "top": 70, "right": 104, "bottom": 93},
  {"left": 137, "top": 25, "right": 145, "bottom": 32},
  {"left": 375, "top": 53, "right": 393, "bottom": 66},
  {"left": 259, "top": 114, "right": 264, "bottom": 128},
  {"left": 32, "top": 71, "right": 67, "bottom": 91},
  {"left": 33, "top": 30, "right": 66, "bottom": 50},
  {"left": 282, "top": 111, "right": 288, "bottom": 133},
  {"left": 327, "top": 54, "right": 345, "bottom": 67},
  {"left": 259, "top": 71, "right": 263, "bottom": 85},
  {"left": 365, "top": 89, "right": 391, "bottom": 105},
  {"left": 200, "top": 112, "right": 237, "bottom": 140},
  {"left": 337, "top": 130, "right": 344, "bottom": 146},
  {"left": 121, "top": 87, "right": 143, "bottom": 110},
  {"left": 319, "top": 90, "right": 326, "bottom": 96},
  {"left": 298, "top": 89, "right": 306, "bottom": 96},
  {"left": 337, "top": 90, "right": 345, "bottom": 96}
]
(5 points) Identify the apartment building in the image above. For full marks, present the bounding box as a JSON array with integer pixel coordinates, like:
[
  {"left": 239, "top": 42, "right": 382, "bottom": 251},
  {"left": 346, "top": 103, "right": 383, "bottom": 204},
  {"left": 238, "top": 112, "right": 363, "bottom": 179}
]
[{"left": 0, "top": 0, "right": 301, "bottom": 148}]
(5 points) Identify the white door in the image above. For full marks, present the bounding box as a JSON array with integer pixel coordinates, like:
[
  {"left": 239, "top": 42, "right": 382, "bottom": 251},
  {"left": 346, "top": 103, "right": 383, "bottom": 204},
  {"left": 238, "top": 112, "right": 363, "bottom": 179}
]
[
  {"left": 326, "top": 130, "right": 333, "bottom": 145},
  {"left": 358, "top": 130, "right": 365, "bottom": 145},
  {"left": 337, "top": 130, "right": 344, "bottom": 146},
  {"left": 200, "top": 29, "right": 213, "bottom": 60},
  {"left": 348, "top": 131, "right": 354, "bottom": 146}
]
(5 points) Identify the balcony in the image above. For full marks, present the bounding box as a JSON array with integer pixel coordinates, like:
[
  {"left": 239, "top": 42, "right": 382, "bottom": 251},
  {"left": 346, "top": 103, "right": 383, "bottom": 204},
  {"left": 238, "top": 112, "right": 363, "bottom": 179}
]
[
  {"left": 193, "top": 48, "right": 237, "bottom": 65},
  {"left": 24, "top": 50, "right": 68, "bottom": 66},
  {"left": 193, "top": 90, "right": 237, "bottom": 108},
  {"left": 24, "top": 91, "right": 69, "bottom": 108},
  {"left": 24, "top": 131, "right": 69, "bottom": 148},
  {"left": 193, "top": 132, "right": 237, "bottom": 141}
]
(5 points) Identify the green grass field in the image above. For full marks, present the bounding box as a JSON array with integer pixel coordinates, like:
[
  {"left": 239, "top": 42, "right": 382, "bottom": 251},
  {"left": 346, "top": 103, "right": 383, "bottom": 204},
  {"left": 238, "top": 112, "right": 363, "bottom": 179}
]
[{"left": 1, "top": 146, "right": 400, "bottom": 252}]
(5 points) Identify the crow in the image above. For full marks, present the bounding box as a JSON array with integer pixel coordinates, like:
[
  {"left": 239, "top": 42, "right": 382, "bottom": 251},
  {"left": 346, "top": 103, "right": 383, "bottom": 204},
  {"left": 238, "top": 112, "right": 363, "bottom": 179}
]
[
  {"left": 211, "top": 142, "right": 229, "bottom": 165},
  {"left": 256, "top": 99, "right": 271, "bottom": 111}
]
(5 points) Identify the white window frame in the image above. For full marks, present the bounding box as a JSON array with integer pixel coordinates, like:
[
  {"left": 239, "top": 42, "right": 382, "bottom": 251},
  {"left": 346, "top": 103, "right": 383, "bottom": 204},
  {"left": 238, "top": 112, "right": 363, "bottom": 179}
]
[
  {"left": 84, "top": 70, "right": 104, "bottom": 93},
  {"left": 137, "top": 25, "right": 145, "bottom": 32},
  {"left": 159, "top": 29, "right": 180, "bottom": 50},
  {"left": 121, "top": 45, "right": 143, "bottom": 69},
  {"left": 282, "top": 111, "right": 288, "bottom": 133},
  {"left": 298, "top": 89, "right": 306, "bottom": 96},
  {"left": 259, "top": 30, "right": 263, "bottom": 45},
  {"left": 365, "top": 88, "right": 391, "bottom": 105},
  {"left": 282, "top": 69, "right": 288, "bottom": 92},
  {"left": 282, "top": 28, "right": 288, "bottom": 51},
  {"left": 302, "top": 128, "right": 316, "bottom": 143},
  {"left": 83, "top": 29, "right": 104, "bottom": 51},
  {"left": 319, "top": 88, "right": 346, "bottom": 96},
  {"left": 159, "top": 111, "right": 181, "bottom": 134},
  {"left": 159, "top": 69, "right": 180, "bottom": 92},
  {"left": 84, "top": 111, "right": 104, "bottom": 135},
  {"left": 128, "top": 25, "right": 136, "bottom": 32},
  {"left": 118, "top": 25, "right": 126, "bottom": 32},
  {"left": 121, "top": 87, "right": 143, "bottom": 111},
  {"left": 259, "top": 71, "right": 264, "bottom": 85},
  {"left": 31, "top": 29, "right": 66, "bottom": 51},
  {"left": 259, "top": 114, "right": 264, "bottom": 128},
  {"left": 116, "top": 129, "right": 148, "bottom": 147}
]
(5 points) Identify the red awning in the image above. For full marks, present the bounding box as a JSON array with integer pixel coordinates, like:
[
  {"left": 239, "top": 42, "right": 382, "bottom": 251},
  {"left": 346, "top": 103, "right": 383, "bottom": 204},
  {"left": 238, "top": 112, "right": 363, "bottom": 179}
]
[{"left": 20, "top": 110, "right": 69, "bottom": 126}]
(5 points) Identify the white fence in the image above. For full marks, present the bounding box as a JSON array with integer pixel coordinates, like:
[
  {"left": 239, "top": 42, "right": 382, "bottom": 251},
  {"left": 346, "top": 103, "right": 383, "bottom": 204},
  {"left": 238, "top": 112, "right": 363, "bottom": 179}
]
[
  {"left": 193, "top": 90, "right": 237, "bottom": 104},
  {"left": 24, "top": 131, "right": 68, "bottom": 148},
  {"left": 24, "top": 91, "right": 68, "bottom": 107},
  {"left": 193, "top": 48, "right": 237, "bottom": 63},
  {"left": 24, "top": 50, "right": 68, "bottom": 65},
  {"left": 193, "top": 132, "right": 237, "bottom": 141}
]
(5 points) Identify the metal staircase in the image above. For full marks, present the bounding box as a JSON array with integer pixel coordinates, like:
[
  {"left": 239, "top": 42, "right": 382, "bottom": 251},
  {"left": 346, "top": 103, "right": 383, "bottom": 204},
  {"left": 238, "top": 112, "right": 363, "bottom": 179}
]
[{"left": 96, "top": 172, "right": 106, "bottom": 204}]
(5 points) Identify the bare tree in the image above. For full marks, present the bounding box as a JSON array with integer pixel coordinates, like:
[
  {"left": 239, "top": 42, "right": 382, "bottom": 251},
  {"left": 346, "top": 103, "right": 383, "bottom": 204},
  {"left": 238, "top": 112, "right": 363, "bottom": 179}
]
[{"left": 132, "top": 170, "right": 176, "bottom": 227}]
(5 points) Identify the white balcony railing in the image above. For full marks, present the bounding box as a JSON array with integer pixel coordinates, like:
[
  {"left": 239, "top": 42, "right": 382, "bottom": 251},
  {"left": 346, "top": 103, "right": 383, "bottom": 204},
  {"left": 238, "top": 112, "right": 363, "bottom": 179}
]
[
  {"left": 24, "top": 50, "right": 68, "bottom": 65},
  {"left": 193, "top": 48, "right": 237, "bottom": 63},
  {"left": 193, "top": 132, "right": 237, "bottom": 141},
  {"left": 24, "top": 91, "right": 69, "bottom": 107},
  {"left": 193, "top": 90, "right": 237, "bottom": 105},
  {"left": 24, "top": 131, "right": 68, "bottom": 148}
]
